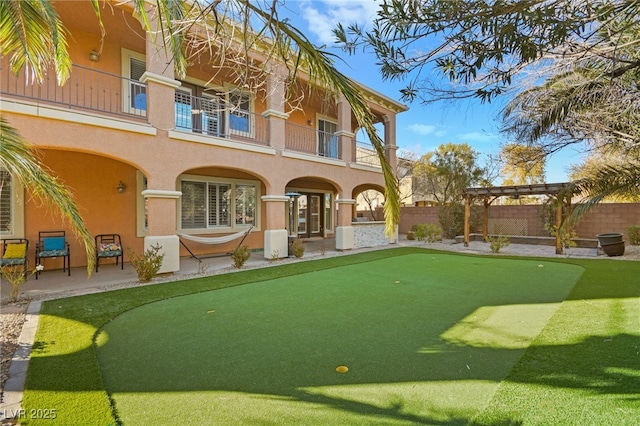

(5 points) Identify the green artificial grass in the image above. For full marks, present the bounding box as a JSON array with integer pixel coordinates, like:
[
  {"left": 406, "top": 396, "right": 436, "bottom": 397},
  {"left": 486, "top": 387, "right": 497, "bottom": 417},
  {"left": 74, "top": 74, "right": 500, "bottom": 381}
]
[{"left": 20, "top": 248, "right": 640, "bottom": 425}]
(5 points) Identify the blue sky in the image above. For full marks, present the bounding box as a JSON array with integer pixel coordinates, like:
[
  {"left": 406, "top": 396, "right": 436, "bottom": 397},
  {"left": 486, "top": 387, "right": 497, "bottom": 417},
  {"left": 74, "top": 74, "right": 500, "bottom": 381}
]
[{"left": 278, "top": 0, "right": 582, "bottom": 183}]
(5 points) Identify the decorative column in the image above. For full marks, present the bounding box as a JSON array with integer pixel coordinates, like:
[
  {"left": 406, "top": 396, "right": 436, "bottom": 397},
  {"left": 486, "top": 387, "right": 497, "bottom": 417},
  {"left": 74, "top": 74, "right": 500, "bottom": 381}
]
[
  {"left": 142, "top": 189, "right": 182, "bottom": 273},
  {"left": 136, "top": 10, "right": 183, "bottom": 274},
  {"left": 262, "top": 195, "right": 289, "bottom": 259},
  {"left": 260, "top": 64, "right": 289, "bottom": 259},
  {"left": 335, "top": 198, "right": 356, "bottom": 250},
  {"left": 337, "top": 94, "right": 354, "bottom": 162},
  {"left": 383, "top": 114, "right": 398, "bottom": 171},
  {"left": 262, "top": 64, "right": 288, "bottom": 152},
  {"left": 140, "top": 8, "right": 181, "bottom": 132}
]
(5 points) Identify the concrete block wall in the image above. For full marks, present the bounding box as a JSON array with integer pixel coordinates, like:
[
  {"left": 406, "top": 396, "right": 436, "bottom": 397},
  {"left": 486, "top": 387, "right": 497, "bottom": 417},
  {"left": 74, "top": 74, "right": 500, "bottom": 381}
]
[
  {"left": 396, "top": 203, "right": 640, "bottom": 238},
  {"left": 396, "top": 207, "right": 439, "bottom": 234},
  {"left": 574, "top": 203, "right": 640, "bottom": 238}
]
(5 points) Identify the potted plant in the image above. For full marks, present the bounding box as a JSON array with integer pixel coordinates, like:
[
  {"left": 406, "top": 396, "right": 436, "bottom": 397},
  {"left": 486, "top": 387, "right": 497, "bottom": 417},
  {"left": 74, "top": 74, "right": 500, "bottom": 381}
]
[{"left": 596, "top": 233, "right": 625, "bottom": 256}]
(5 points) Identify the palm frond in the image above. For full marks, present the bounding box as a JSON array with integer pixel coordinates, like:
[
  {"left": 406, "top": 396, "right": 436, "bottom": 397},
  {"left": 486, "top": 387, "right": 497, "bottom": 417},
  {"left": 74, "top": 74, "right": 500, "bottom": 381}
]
[
  {"left": 242, "top": 1, "right": 400, "bottom": 237},
  {"left": 0, "top": 0, "right": 71, "bottom": 84},
  {"left": 132, "top": 0, "right": 188, "bottom": 78},
  {"left": 568, "top": 161, "right": 640, "bottom": 224}
]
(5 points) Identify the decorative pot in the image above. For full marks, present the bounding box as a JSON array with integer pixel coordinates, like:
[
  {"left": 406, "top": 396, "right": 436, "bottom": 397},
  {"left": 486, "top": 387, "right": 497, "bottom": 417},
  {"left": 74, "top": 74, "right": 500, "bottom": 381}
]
[
  {"left": 600, "top": 241, "right": 625, "bottom": 257},
  {"left": 597, "top": 233, "right": 624, "bottom": 245}
]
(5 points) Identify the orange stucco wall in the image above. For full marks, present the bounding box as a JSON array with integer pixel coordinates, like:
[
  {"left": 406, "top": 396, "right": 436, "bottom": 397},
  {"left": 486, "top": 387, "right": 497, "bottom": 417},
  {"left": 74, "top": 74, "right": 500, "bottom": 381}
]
[{"left": 25, "top": 150, "right": 143, "bottom": 270}]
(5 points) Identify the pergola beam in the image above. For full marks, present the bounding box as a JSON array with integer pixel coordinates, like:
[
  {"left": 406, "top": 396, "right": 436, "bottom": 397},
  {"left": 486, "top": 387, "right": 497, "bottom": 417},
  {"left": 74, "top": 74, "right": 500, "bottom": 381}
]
[{"left": 462, "top": 182, "right": 576, "bottom": 252}]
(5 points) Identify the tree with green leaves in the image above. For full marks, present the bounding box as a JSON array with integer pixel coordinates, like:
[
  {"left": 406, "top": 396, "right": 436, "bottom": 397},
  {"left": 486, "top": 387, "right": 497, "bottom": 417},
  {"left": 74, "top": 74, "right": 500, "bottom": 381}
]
[
  {"left": 335, "top": 0, "right": 640, "bottom": 221},
  {"left": 413, "top": 143, "right": 485, "bottom": 205},
  {"left": 1, "top": 0, "right": 401, "bottom": 246},
  {"left": 500, "top": 144, "right": 546, "bottom": 186},
  {"left": 336, "top": 0, "right": 640, "bottom": 104}
]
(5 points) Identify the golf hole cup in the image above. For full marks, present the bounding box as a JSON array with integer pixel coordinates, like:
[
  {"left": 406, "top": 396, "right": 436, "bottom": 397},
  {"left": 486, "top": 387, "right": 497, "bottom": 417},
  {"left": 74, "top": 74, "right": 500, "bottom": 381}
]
[{"left": 336, "top": 365, "right": 349, "bottom": 373}]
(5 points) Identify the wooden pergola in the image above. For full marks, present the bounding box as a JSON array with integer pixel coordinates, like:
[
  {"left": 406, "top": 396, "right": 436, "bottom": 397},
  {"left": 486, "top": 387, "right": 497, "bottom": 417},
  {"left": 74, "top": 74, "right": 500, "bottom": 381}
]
[{"left": 463, "top": 182, "right": 575, "bottom": 254}]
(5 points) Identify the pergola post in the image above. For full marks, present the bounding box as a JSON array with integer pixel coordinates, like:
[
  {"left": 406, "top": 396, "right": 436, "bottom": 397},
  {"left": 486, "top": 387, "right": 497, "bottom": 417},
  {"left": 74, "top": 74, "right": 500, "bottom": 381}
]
[
  {"left": 555, "top": 196, "right": 563, "bottom": 255},
  {"left": 464, "top": 195, "right": 471, "bottom": 247},
  {"left": 482, "top": 197, "right": 490, "bottom": 241}
]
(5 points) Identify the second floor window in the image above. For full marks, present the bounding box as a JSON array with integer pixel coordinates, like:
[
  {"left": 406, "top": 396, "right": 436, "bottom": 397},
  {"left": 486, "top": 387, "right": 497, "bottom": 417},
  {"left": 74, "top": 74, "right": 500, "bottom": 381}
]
[
  {"left": 229, "top": 92, "right": 251, "bottom": 136},
  {"left": 318, "top": 119, "right": 338, "bottom": 158},
  {"left": 129, "top": 58, "right": 146, "bottom": 111},
  {"left": 174, "top": 89, "right": 252, "bottom": 138}
]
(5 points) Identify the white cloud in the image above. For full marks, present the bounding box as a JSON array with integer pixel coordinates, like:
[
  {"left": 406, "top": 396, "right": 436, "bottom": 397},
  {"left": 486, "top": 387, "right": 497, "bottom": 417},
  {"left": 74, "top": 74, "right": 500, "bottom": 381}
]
[
  {"left": 456, "top": 131, "right": 498, "bottom": 143},
  {"left": 299, "top": 0, "right": 380, "bottom": 45},
  {"left": 407, "top": 124, "right": 437, "bottom": 135}
]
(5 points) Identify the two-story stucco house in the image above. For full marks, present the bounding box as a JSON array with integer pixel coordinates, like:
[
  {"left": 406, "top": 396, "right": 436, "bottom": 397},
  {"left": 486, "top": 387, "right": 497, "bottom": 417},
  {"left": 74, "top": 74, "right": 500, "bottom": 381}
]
[{"left": 0, "top": 1, "right": 407, "bottom": 274}]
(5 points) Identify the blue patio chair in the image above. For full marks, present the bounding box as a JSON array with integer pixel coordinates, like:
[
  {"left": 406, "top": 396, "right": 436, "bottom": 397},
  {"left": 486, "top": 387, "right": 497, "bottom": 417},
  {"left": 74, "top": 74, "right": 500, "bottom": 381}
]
[
  {"left": 35, "top": 231, "right": 70, "bottom": 279},
  {"left": 1, "top": 238, "right": 29, "bottom": 279},
  {"left": 95, "top": 234, "right": 124, "bottom": 272}
]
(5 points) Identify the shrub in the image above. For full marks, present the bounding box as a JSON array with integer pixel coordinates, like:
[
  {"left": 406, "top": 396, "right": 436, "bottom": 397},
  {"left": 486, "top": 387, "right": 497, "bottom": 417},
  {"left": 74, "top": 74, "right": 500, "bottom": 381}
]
[
  {"left": 545, "top": 224, "right": 578, "bottom": 254},
  {"left": 627, "top": 226, "right": 640, "bottom": 245},
  {"left": 232, "top": 245, "right": 251, "bottom": 268},
  {"left": 486, "top": 235, "right": 510, "bottom": 253},
  {"left": 406, "top": 231, "right": 416, "bottom": 240},
  {"left": 436, "top": 203, "right": 481, "bottom": 239},
  {"left": 414, "top": 223, "right": 442, "bottom": 243},
  {"left": 128, "top": 244, "right": 164, "bottom": 282},
  {"left": 290, "top": 238, "right": 305, "bottom": 258},
  {"left": 1, "top": 264, "right": 43, "bottom": 301}
]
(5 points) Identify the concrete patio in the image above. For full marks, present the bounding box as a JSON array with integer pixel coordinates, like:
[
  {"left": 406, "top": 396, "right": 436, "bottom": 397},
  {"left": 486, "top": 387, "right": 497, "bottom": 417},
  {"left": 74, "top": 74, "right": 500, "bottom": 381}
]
[{"left": 2, "top": 236, "right": 637, "bottom": 304}]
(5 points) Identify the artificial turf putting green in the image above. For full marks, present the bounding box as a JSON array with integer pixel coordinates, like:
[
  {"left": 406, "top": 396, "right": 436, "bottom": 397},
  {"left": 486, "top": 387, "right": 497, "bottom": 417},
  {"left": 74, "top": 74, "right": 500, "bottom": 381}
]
[{"left": 96, "top": 253, "right": 583, "bottom": 425}]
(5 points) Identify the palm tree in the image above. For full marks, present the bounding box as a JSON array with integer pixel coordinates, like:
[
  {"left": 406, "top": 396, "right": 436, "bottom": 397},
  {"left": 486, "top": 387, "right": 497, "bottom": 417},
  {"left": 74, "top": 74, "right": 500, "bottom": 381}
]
[
  {"left": 1, "top": 0, "right": 400, "bottom": 241},
  {"left": 501, "top": 14, "right": 640, "bottom": 225}
]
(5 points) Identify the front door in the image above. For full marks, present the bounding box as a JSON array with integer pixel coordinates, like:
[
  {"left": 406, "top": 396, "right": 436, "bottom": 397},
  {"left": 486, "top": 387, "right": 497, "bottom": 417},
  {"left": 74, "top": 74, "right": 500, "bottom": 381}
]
[{"left": 297, "top": 193, "right": 323, "bottom": 238}]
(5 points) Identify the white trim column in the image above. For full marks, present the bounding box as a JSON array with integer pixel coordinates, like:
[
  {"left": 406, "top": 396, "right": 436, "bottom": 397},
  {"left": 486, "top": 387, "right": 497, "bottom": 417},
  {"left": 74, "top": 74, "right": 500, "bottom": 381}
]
[
  {"left": 335, "top": 198, "right": 356, "bottom": 250},
  {"left": 141, "top": 189, "right": 181, "bottom": 273},
  {"left": 261, "top": 195, "right": 289, "bottom": 259}
]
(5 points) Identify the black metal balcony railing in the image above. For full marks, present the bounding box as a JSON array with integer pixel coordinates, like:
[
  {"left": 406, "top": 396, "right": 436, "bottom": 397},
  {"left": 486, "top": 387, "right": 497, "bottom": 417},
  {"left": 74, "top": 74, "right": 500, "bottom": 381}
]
[
  {"left": 1, "top": 61, "right": 147, "bottom": 119},
  {"left": 174, "top": 93, "right": 269, "bottom": 146},
  {"left": 285, "top": 122, "right": 343, "bottom": 160}
]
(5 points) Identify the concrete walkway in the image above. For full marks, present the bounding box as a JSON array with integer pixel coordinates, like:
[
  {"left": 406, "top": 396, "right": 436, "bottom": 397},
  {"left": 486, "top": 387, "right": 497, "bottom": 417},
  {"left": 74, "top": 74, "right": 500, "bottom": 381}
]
[{"left": 2, "top": 236, "right": 637, "bottom": 304}]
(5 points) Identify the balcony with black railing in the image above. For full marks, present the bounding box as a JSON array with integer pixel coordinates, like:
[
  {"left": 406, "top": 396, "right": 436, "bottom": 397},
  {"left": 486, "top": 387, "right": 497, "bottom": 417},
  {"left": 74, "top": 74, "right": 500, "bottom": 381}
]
[
  {"left": 173, "top": 92, "right": 269, "bottom": 146},
  {"left": 1, "top": 61, "right": 147, "bottom": 120},
  {"left": 284, "top": 121, "right": 343, "bottom": 160}
]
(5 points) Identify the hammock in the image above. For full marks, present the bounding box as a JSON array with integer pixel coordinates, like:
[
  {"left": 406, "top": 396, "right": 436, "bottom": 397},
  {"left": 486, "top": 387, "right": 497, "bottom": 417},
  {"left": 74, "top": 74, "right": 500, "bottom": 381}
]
[{"left": 178, "top": 226, "right": 253, "bottom": 261}]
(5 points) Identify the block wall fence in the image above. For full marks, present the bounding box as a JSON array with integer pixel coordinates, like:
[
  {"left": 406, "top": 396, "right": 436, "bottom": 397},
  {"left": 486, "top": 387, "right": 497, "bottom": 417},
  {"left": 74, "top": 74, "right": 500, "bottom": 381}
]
[{"left": 392, "top": 203, "right": 640, "bottom": 239}]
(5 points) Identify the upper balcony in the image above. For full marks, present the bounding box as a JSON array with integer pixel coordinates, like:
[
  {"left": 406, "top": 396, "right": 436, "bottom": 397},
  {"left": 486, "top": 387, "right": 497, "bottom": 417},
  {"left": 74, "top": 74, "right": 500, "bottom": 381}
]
[
  {"left": 1, "top": 61, "right": 147, "bottom": 121},
  {"left": 1, "top": 59, "right": 384, "bottom": 169}
]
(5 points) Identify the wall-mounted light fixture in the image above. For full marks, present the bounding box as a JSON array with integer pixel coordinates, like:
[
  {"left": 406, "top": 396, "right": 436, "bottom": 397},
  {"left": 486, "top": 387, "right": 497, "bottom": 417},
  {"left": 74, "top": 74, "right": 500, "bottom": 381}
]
[
  {"left": 307, "top": 119, "right": 313, "bottom": 126},
  {"left": 89, "top": 49, "right": 99, "bottom": 62},
  {"left": 117, "top": 181, "right": 126, "bottom": 193}
]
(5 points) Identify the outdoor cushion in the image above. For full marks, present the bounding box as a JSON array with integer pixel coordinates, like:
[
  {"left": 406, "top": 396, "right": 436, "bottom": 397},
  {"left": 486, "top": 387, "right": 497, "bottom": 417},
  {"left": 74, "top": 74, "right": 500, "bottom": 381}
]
[
  {"left": 98, "top": 243, "right": 122, "bottom": 257},
  {"left": 1, "top": 258, "right": 25, "bottom": 266},
  {"left": 3, "top": 243, "right": 27, "bottom": 259},
  {"left": 43, "top": 237, "right": 65, "bottom": 251}
]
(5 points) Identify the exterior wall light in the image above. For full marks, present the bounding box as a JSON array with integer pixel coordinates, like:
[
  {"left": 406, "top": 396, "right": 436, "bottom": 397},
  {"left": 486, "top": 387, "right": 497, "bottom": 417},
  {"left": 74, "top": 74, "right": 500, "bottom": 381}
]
[
  {"left": 117, "top": 181, "right": 126, "bottom": 193},
  {"left": 89, "top": 49, "right": 99, "bottom": 62}
]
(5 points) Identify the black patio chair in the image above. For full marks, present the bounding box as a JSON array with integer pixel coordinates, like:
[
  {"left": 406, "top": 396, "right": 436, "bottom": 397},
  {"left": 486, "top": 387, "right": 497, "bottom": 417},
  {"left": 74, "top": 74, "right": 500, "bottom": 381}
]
[
  {"left": 1, "top": 238, "right": 29, "bottom": 279},
  {"left": 95, "top": 234, "right": 124, "bottom": 272},
  {"left": 35, "top": 231, "right": 70, "bottom": 279}
]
